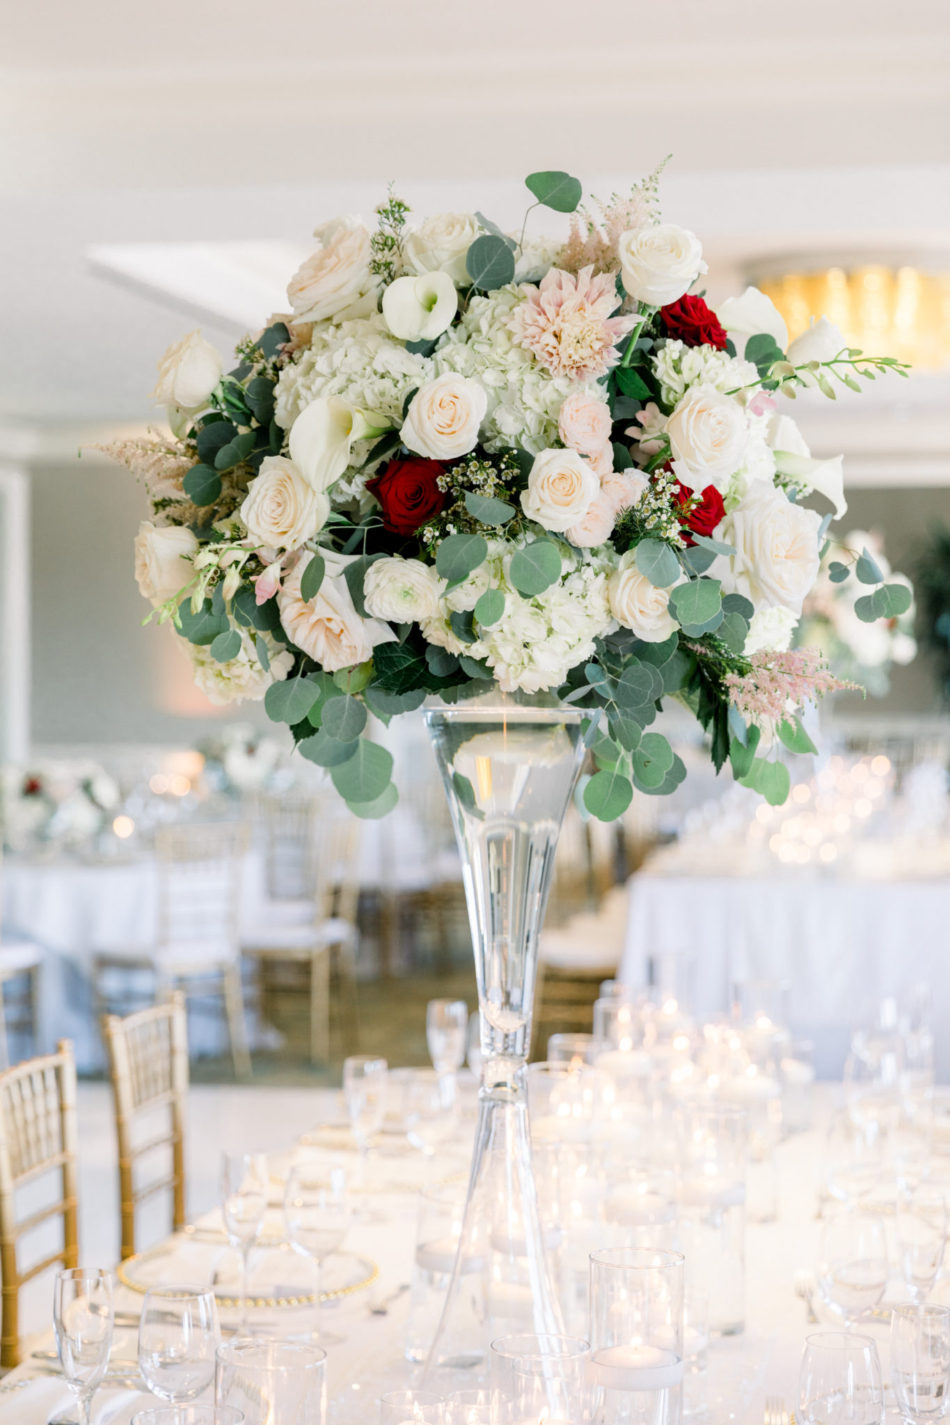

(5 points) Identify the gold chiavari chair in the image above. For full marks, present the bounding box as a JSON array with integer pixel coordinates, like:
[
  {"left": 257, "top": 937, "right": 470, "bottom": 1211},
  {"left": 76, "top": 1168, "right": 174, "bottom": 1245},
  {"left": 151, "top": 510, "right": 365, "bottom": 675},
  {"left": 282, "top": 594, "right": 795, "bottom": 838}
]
[
  {"left": 94, "top": 821, "right": 251, "bottom": 1079},
  {"left": 102, "top": 993, "right": 188, "bottom": 1260},
  {"left": 0, "top": 1039, "right": 78, "bottom": 1369}
]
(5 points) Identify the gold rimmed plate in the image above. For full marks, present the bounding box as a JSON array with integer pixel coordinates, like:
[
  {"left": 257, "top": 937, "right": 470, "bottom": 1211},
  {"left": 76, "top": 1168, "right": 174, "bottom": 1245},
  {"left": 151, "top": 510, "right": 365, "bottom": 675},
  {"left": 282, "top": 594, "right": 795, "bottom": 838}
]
[{"left": 117, "top": 1240, "right": 378, "bottom": 1309}]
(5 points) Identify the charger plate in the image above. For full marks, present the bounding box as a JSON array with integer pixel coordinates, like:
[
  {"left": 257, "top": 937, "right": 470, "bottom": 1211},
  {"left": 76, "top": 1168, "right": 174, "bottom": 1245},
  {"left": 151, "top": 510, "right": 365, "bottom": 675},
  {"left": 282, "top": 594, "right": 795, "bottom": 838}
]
[{"left": 117, "top": 1239, "right": 377, "bottom": 1309}]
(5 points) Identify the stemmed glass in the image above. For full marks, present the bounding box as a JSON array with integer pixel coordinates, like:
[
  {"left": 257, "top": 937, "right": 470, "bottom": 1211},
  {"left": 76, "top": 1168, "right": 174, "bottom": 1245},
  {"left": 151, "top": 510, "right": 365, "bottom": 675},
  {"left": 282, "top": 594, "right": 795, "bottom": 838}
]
[
  {"left": 799, "top": 1330, "right": 884, "bottom": 1425},
  {"left": 816, "top": 1211, "right": 889, "bottom": 1325},
  {"left": 138, "top": 1286, "right": 218, "bottom": 1404},
  {"left": 891, "top": 1305, "right": 950, "bottom": 1423},
  {"left": 220, "top": 1151, "right": 269, "bottom": 1331},
  {"left": 406, "top": 1070, "right": 458, "bottom": 1156},
  {"left": 283, "top": 1161, "right": 351, "bottom": 1346},
  {"left": 131, "top": 1409, "right": 245, "bottom": 1425},
  {"left": 897, "top": 1185, "right": 947, "bottom": 1304},
  {"left": 426, "top": 1000, "right": 468, "bottom": 1077},
  {"left": 53, "top": 1267, "right": 114, "bottom": 1425},
  {"left": 343, "top": 1056, "right": 388, "bottom": 1187}
]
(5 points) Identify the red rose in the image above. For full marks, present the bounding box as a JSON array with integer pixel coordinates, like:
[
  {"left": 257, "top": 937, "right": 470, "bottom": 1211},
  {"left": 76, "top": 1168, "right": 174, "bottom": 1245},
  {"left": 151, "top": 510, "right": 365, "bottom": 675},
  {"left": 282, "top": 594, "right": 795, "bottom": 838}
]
[
  {"left": 673, "top": 480, "right": 726, "bottom": 544},
  {"left": 660, "top": 295, "right": 728, "bottom": 351},
  {"left": 365, "top": 456, "right": 447, "bottom": 536}
]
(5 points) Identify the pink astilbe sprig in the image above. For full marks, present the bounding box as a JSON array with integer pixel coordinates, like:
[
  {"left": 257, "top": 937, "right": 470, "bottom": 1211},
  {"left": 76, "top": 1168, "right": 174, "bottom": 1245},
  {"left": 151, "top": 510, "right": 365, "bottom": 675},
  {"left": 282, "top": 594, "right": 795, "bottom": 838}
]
[
  {"left": 509, "top": 265, "right": 637, "bottom": 381},
  {"left": 558, "top": 159, "right": 671, "bottom": 274},
  {"left": 724, "top": 647, "right": 859, "bottom": 726}
]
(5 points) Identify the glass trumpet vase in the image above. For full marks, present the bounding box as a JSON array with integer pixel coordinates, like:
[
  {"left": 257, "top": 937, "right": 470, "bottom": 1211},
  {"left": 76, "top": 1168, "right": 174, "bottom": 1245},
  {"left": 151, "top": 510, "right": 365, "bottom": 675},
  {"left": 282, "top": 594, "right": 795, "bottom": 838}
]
[{"left": 423, "top": 696, "right": 597, "bottom": 1386}]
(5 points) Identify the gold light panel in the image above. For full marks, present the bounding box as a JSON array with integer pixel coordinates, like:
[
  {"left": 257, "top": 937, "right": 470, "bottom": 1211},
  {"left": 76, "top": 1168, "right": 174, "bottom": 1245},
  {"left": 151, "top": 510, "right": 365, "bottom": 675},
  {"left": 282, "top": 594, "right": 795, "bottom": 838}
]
[{"left": 758, "top": 265, "right": 950, "bottom": 370}]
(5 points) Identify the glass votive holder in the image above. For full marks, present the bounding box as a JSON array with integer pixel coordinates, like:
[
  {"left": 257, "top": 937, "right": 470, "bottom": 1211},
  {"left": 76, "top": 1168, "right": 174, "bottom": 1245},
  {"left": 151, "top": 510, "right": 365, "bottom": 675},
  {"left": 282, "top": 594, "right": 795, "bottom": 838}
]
[
  {"left": 216, "top": 1340, "right": 327, "bottom": 1425},
  {"left": 603, "top": 1171, "right": 679, "bottom": 1250},
  {"left": 444, "top": 1389, "right": 492, "bottom": 1425},
  {"left": 682, "top": 1289, "right": 709, "bottom": 1419},
  {"left": 132, "top": 1411, "right": 246, "bottom": 1425},
  {"left": 781, "top": 1039, "right": 816, "bottom": 1134},
  {"left": 406, "top": 1184, "right": 486, "bottom": 1370},
  {"left": 593, "top": 997, "right": 643, "bottom": 1052},
  {"left": 547, "top": 1033, "right": 606, "bottom": 1068},
  {"left": 527, "top": 1062, "right": 613, "bottom": 1147},
  {"left": 380, "top": 1389, "right": 445, "bottom": 1425},
  {"left": 588, "top": 1248, "right": 685, "bottom": 1425},
  {"left": 490, "top": 1333, "right": 590, "bottom": 1425}
]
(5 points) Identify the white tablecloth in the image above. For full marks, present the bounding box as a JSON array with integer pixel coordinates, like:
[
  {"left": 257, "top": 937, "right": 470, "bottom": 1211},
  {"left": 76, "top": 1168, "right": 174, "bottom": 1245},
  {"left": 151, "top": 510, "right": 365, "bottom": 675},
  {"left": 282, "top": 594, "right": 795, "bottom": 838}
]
[{"left": 620, "top": 856, "right": 950, "bottom": 1079}]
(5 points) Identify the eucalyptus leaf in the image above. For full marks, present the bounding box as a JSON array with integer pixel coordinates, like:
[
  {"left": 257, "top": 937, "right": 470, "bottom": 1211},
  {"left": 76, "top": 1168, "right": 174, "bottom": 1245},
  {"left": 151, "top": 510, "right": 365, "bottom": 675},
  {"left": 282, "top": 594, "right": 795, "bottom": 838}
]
[
  {"left": 635, "top": 539, "right": 681, "bottom": 588},
  {"left": 466, "top": 234, "right": 516, "bottom": 291},
  {"left": 209, "top": 629, "right": 242, "bottom": 663},
  {"left": 347, "top": 783, "right": 400, "bottom": 820},
  {"left": 474, "top": 588, "right": 505, "bottom": 626},
  {"left": 777, "top": 716, "right": 818, "bottom": 756},
  {"left": 583, "top": 768, "right": 633, "bottom": 821},
  {"left": 177, "top": 599, "right": 228, "bottom": 646},
  {"left": 330, "top": 740, "right": 394, "bottom": 803},
  {"left": 722, "top": 593, "right": 755, "bottom": 620},
  {"left": 828, "top": 562, "right": 851, "bottom": 584},
  {"left": 475, "top": 212, "right": 517, "bottom": 251},
  {"left": 509, "top": 540, "right": 561, "bottom": 597},
  {"left": 436, "top": 533, "right": 488, "bottom": 584},
  {"left": 300, "top": 553, "right": 326, "bottom": 603},
  {"left": 321, "top": 694, "right": 368, "bottom": 743},
  {"left": 856, "top": 547, "right": 884, "bottom": 584},
  {"left": 264, "top": 674, "right": 322, "bottom": 725},
  {"left": 669, "top": 579, "right": 723, "bottom": 634},
  {"left": 298, "top": 729, "right": 360, "bottom": 768},
  {"left": 690, "top": 533, "right": 737, "bottom": 557},
  {"left": 525, "top": 170, "right": 583, "bottom": 213},
  {"left": 464, "top": 491, "right": 515, "bottom": 526},
  {"left": 449, "top": 610, "right": 478, "bottom": 644},
  {"left": 363, "top": 685, "right": 427, "bottom": 719},
  {"left": 183, "top": 464, "right": 222, "bottom": 506}
]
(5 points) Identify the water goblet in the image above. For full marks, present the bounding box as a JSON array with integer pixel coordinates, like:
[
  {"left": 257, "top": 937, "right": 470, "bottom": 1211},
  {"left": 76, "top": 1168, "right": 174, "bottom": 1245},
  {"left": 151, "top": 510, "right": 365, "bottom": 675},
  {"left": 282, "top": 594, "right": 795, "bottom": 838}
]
[
  {"left": 138, "top": 1286, "right": 219, "bottom": 1404},
  {"left": 342, "top": 1055, "right": 388, "bottom": 1186},
  {"left": 891, "top": 1304, "right": 950, "bottom": 1423},
  {"left": 426, "top": 1000, "right": 468, "bottom": 1077},
  {"left": 283, "top": 1160, "right": 351, "bottom": 1346},
  {"left": 897, "top": 1185, "right": 947, "bottom": 1304},
  {"left": 406, "top": 1069, "right": 458, "bottom": 1156},
  {"left": 799, "top": 1330, "right": 884, "bottom": 1425},
  {"left": 53, "top": 1267, "right": 114, "bottom": 1425},
  {"left": 220, "top": 1151, "right": 269, "bottom": 1331},
  {"left": 816, "top": 1211, "right": 889, "bottom": 1325}
]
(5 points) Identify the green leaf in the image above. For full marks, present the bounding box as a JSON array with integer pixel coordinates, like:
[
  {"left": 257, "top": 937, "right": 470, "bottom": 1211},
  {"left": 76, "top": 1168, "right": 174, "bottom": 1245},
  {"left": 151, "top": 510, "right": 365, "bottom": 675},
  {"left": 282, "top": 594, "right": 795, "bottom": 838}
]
[
  {"left": 474, "top": 588, "right": 505, "bottom": 626},
  {"left": 343, "top": 554, "right": 383, "bottom": 618},
  {"left": 452, "top": 771, "right": 478, "bottom": 813},
  {"left": 718, "top": 611, "right": 750, "bottom": 654},
  {"left": 425, "top": 645, "right": 460, "bottom": 678},
  {"left": 722, "top": 593, "right": 755, "bottom": 620},
  {"left": 633, "top": 634, "right": 678, "bottom": 667},
  {"left": 608, "top": 709, "right": 643, "bottom": 752},
  {"left": 855, "top": 582, "right": 913, "bottom": 622},
  {"left": 525, "top": 170, "right": 583, "bottom": 213},
  {"left": 828, "top": 561, "right": 851, "bottom": 584},
  {"left": 331, "top": 739, "right": 394, "bottom": 803},
  {"left": 298, "top": 729, "right": 360, "bottom": 768},
  {"left": 177, "top": 599, "right": 228, "bottom": 646},
  {"left": 509, "top": 540, "right": 561, "bottom": 597},
  {"left": 373, "top": 641, "right": 430, "bottom": 694},
  {"left": 348, "top": 783, "right": 400, "bottom": 819},
  {"left": 464, "top": 491, "right": 515, "bottom": 526},
  {"left": 334, "top": 662, "right": 374, "bottom": 695},
  {"left": 449, "top": 610, "right": 478, "bottom": 644},
  {"left": 209, "top": 628, "right": 242, "bottom": 663},
  {"left": 669, "top": 578, "right": 723, "bottom": 634},
  {"left": 466, "top": 234, "right": 517, "bottom": 291},
  {"left": 777, "top": 716, "right": 818, "bottom": 756},
  {"left": 744, "top": 332, "right": 786, "bottom": 376},
  {"left": 245, "top": 376, "right": 275, "bottom": 424},
  {"left": 683, "top": 545, "right": 717, "bottom": 576},
  {"left": 474, "top": 212, "right": 517, "bottom": 251},
  {"left": 660, "top": 648, "right": 693, "bottom": 695},
  {"left": 213, "top": 430, "right": 255, "bottom": 471},
  {"left": 183, "top": 463, "right": 222, "bottom": 506},
  {"left": 363, "top": 685, "right": 426, "bottom": 719},
  {"left": 742, "top": 757, "right": 791, "bottom": 807},
  {"left": 583, "top": 767, "right": 633, "bottom": 821},
  {"left": 690, "top": 533, "right": 736, "bottom": 557},
  {"left": 195, "top": 421, "right": 235, "bottom": 465},
  {"left": 635, "top": 539, "right": 681, "bottom": 588},
  {"left": 264, "top": 674, "right": 322, "bottom": 725},
  {"left": 304, "top": 672, "right": 342, "bottom": 727},
  {"left": 634, "top": 732, "right": 674, "bottom": 785},
  {"left": 321, "top": 694, "right": 368, "bottom": 743},
  {"left": 615, "top": 661, "right": 663, "bottom": 708},
  {"left": 436, "top": 533, "right": 488, "bottom": 584},
  {"left": 256, "top": 322, "right": 290, "bottom": 360},
  {"left": 300, "top": 553, "right": 326, "bottom": 603},
  {"left": 615, "top": 367, "right": 652, "bottom": 401},
  {"left": 231, "top": 586, "right": 282, "bottom": 634},
  {"left": 592, "top": 734, "right": 624, "bottom": 771},
  {"left": 856, "top": 547, "right": 884, "bottom": 585}
]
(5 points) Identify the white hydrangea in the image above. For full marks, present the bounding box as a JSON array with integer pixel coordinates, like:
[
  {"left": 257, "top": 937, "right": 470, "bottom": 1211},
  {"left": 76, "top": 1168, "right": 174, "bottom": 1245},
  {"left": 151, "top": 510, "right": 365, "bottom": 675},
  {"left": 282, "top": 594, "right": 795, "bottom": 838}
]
[
  {"left": 652, "top": 339, "right": 758, "bottom": 408},
  {"left": 189, "top": 631, "right": 293, "bottom": 706},
  {"left": 745, "top": 605, "right": 798, "bottom": 656},
  {"left": 721, "top": 408, "right": 777, "bottom": 509},
  {"left": 274, "top": 314, "right": 432, "bottom": 430},
  {"left": 433, "top": 286, "right": 576, "bottom": 454}
]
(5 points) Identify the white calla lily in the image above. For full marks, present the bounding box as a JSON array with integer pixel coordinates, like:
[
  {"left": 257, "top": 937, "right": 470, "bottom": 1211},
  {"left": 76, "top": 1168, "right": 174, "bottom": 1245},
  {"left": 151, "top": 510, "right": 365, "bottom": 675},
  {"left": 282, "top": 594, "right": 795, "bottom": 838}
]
[
  {"left": 767, "top": 413, "right": 847, "bottom": 519},
  {"left": 716, "top": 286, "right": 789, "bottom": 350},
  {"left": 382, "top": 271, "right": 458, "bottom": 342},
  {"left": 787, "top": 315, "right": 849, "bottom": 368},
  {"left": 289, "top": 396, "right": 387, "bottom": 492}
]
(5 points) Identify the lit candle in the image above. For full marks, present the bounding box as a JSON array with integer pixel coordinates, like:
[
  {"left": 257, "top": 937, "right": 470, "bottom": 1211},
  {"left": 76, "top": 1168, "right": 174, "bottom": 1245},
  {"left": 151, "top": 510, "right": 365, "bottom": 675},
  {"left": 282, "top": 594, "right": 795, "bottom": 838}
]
[
  {"left": 720, "top": 1074, "right": 781, "bottom": 1104},
  {"left": 489, "top": 1280, "right": 534, "bottom": 1318},
  {"left": 589, "top": 1344, "right": 684, "bottom": 1391},
  {"left": 605, "top": 1188, "right": 676, "bottom": 1227},
  {"left": 490, "top": 1226, "right": 562, "bottom": 1257},
  {"left": 678, "top": 1175, "right": 745, "bottom": 1210},
  {"left": 530, "top": 1115, "right": 591, "bottom": 1145},
  {"left": 415, "top": 1236, "right": 485, "bottom": 1275},
  {"left": 594, "top": 1050, "right": 652, "bottom": 1081}
]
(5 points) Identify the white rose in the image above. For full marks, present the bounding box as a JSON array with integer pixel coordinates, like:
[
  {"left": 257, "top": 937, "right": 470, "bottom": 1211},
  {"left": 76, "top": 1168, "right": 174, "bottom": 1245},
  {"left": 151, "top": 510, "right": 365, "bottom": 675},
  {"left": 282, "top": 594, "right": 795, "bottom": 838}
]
[
  {"left": 151, "top": 331, "right": 223, "bottom": 412},
  {"left": 278, "top": 550, "right": 396, "bottom": 672},
  {"left": 713, "top": 482, "right": 821, "bottom": 616},
  {"left": 240, "top": 456, "right": 330, "bottom": 549},
  {"left": 767, "top": 414, "right": 846, "bottom": 519},
  {"left": 401, "top": 374, "right": 487, "bottom": 460},
  {"left": 607, "top": 553, "right": 684, "bottom": 642},
  {"left": 382, "top": 271, "right": 458, "bottom": 342},
  {"left": 363, "top": 556, "right": 442, "bottom": 623},
  {"left": 787, "top": 316, "right": 848, "bottom": 366},
  {"left": 134, "top": 521, "right": 198, "bottom": 605},
  {"left": 520, "top": 448, "right": 599, "bottom": 534},
  {"left": 666, "top": 385, "right": 748, "bottom": 491},
  {"left": 558, "top": 391, "right": 613, "bottom": 457},
  {"left": 715, "top": 286, "right": 789, "bottom": 350},
  {"left": 744, "top": 605, "right": 798, "bottom": 656},
  {"left": 286, "top": 217, "right": 376, "bottom": 324},
  {"left": 618, "top": 223, "right": 706, "bottom": 307},
  {"left": 289, "top": 396, "right": 386, "bottom": 492},
  {"left": 403, "top": 213, "right": 480, "bottom": 286}
]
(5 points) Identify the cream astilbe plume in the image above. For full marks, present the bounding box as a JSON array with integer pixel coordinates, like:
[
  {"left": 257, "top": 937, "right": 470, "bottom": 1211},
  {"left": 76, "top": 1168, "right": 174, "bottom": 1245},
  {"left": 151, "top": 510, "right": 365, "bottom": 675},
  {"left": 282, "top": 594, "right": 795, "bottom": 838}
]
[
  {"left": 91, "top": 435, "right": 193, "bottom": 503},
  {"left": 558, "top": 156, "right": 672, "bottom": 275}
]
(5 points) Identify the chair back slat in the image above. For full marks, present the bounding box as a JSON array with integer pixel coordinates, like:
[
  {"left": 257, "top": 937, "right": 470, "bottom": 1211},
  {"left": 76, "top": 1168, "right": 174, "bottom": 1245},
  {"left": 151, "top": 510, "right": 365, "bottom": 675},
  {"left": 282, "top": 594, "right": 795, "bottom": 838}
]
[
  {"left": 155, "top": 822, "right": 247, "bottom": 952},
  {"left": 252, "top": 794, "right": 328, "bottom": 903}
]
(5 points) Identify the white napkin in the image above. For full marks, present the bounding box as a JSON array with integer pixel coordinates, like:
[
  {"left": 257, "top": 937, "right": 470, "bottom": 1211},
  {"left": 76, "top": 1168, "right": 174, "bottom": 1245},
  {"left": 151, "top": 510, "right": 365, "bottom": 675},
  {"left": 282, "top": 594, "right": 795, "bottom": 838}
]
[{"left": 0, "top": 1376, "right": 153, "bottom": 1424}]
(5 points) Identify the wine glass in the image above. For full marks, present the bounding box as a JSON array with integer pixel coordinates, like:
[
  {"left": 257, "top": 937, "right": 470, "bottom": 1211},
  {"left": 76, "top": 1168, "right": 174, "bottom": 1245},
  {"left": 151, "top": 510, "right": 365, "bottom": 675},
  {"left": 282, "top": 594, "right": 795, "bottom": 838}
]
[
  {"left": 891, "top": 1305, "right": 950, "bottom": 1423},
  {"left": 406, "top": 1070, "right": 458, "bottom": 1156},
  {"left": 898, "top": 1185, "right": 947, "bottom": 1303},
  {"left": 220, "top": 1150, "right": 269, "bottom": 1331},
  {"left": 342, "top": 1055, "right": 388, "bottom": 1184},
  {"left": 426, "top": 1000, "right": 468, "bottom": 1076},
  {"left": 53, "top": 1267, "right": 114, "bottom": 1425},
  {"left": 138, "top": 1286, "right": 218, "bottom": 1404},
  {"left": 283, "top": 1161, "right": 351, "bottom": 1346},
  {"left": 816, "top": 1211, "right": 889, "bottom": 1325},
  {"left": 799, "top": 1330, "right": 884, "bottom": 1425}
]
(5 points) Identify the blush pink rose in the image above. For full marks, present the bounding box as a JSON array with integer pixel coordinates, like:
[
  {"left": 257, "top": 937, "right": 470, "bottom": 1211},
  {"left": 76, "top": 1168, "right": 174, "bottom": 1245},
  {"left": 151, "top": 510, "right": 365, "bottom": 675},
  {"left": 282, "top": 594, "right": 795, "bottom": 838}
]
[
  {"left": 566, "top": 493, "right": 616, "bottom": 548},
  {"left": 558, "top": 391, "right": 613, "bottom": 457},
  {"left": 600, "top": 469, "right": 648, "bottom": 514}
]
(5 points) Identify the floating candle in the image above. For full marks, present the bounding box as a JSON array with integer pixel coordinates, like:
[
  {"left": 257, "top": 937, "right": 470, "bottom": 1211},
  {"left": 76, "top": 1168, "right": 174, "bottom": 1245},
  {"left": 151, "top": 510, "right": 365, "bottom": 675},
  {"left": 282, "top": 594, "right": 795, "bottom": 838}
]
[{"left": 589, "top": 1344, "right": 684, "bottom": 1391}]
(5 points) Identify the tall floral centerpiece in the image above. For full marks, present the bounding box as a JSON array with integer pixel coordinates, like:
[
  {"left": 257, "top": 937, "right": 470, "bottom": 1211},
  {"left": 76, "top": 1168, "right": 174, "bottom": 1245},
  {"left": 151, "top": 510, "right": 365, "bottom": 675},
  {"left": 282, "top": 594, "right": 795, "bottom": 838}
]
[{"left": 106, "top": 165, "right": 909, "bottom": 1375}]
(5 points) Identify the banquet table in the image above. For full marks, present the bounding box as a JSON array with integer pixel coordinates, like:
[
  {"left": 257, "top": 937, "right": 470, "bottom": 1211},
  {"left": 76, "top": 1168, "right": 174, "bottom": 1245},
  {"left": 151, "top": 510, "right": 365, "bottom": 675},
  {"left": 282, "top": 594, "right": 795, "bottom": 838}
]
[
  {"left": 0, "top": 1083, "right": 931, "bottom": 1425},
  {"left": 619, "top": 841, "right": 950, "bottom": 1081}
]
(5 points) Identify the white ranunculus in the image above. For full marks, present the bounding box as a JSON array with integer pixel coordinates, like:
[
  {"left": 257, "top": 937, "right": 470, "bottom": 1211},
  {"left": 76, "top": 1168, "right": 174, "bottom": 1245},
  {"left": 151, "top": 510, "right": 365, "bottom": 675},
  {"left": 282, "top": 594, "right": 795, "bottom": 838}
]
[
  {"left": 401, "top": 374, "right": 487, "bottom": 460},
  {"left": 787, "top": 316, "right": 848, "bottom": 366},
  {"left": 666, "top": 385, "right": 748, "bottom": 491},
  {"left": 607, "top": 553, "right": 684, "bottom": 642},
  {"left": 767, "top": 414, "right": 847, "bottom": 519},
  {"left": 289, "top": 396, "right": 386, "bottom": 492},
  {"left": 520, "top": 448, "right": 599, "bottom": 534},
  {"left": 151, "top": 331, "right": 223, "bottom": 412},
  {"left": 240, "top": 456, "right": 330, "bottom": 549},
  {"left": 715, "top": 286, "right": 789, "bottom": 350},
  {"left": 134, "top": 521, "right": 199, "bottom": 605},
  {"left": 382, "top": 271, "right": 458, "bottom": 342},
  {"left": 713, "top": 481, "right": 822, "bottom": 616},
  {"left": 363, "top": 556, "right": 442, "bottom": 623},
  {"left": 403, "top": 213, "right": 480, "bottom": 286},
  {"left": 287, "top": 217, "right": 376, "bottom": 324},
  {"left": 618, "top": 223, "right": 706, "bottom": 307},
  {"left": 278, "top": 549, "right": 396, "bottom": 672}
]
